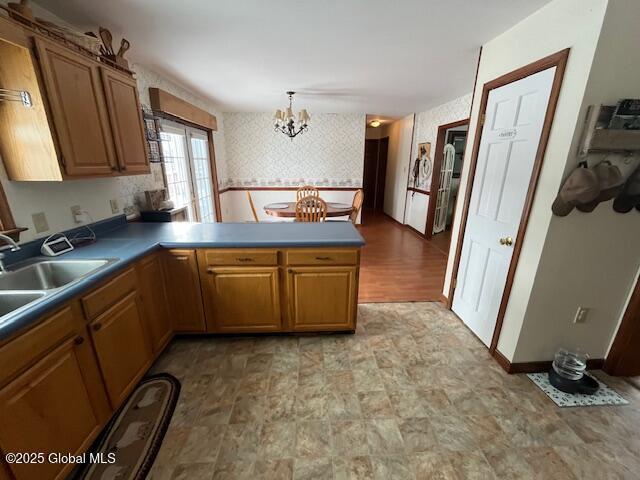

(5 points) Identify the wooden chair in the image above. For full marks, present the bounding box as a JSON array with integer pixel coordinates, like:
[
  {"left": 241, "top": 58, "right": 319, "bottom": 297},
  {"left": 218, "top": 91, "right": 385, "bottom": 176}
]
[
  {"left": 327, "top": 189, "right": 364, "bottom": 223},
  {"left": 246, "top": 191, "right": 259, "bottom": 222},
  {"left": 296, "top": 185, "right": 320, "bottom": 201},
  {"left": 295, "top": 196, "right": 327, "bottom": 222},
  {"left": 349, "top": 189, "right": 364, "bottom": 223}
]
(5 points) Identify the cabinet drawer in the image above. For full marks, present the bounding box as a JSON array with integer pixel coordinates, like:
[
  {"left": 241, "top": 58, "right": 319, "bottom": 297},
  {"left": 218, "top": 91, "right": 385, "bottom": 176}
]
[
  {"left": 82, "top": 268, "right": 136, "bottom": 319},
  {"left": 285, "top": 249, "right": 358, "bottom": 266},
  {"left": 201, "top": 249, "right": 278, "bottom": 266},
  {"left": 0, "top": 305, "right": 77, "bottom": 386}
]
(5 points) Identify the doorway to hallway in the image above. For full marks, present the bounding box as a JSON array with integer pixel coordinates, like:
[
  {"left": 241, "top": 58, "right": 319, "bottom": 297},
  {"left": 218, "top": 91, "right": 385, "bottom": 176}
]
[{"left": 362, "top": 137, "right": 389, "bottom": 217}]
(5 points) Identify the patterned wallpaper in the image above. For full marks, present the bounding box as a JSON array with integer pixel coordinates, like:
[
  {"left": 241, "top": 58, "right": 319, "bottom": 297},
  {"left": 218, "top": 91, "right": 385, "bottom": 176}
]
[
  {"left": 410, "top": 94, "right": 472, "bottom": 189},
  {"left": 114, "top": 64, "right": 229, "bottom": 215},
  {"left": 222, "top": 112, "right": 366, "bottom": 188}
]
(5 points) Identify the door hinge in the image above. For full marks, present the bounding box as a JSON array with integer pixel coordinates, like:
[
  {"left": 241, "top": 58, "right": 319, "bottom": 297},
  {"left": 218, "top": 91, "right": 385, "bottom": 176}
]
[
  {"left": 60, "top": 155, "right": 66, "bottom": 167},
  {"left": 479, "top": 113, "right": 486, "bottom": 126},
  {"left": 452, "top": 278, "right": 457, "bottom": 289}
]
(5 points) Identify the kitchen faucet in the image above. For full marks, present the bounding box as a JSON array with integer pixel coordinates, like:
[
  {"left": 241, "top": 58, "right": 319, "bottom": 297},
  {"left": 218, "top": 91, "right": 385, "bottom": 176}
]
[{"left": 0, "top": 233, "right": 21, "bottom": 274}]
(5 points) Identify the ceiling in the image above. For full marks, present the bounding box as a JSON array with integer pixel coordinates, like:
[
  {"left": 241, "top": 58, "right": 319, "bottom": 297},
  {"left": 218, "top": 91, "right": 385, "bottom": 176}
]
[{"left": 38, "top": 0, "right": 550, "bottom": 115}]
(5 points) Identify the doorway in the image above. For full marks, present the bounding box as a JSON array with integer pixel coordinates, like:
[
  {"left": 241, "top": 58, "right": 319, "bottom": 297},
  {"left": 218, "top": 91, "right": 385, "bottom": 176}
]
[
  {"left": 161, "top": 120, "right": 217, "bottom": 222},
  {"left": 425, "top": 119, "right": 470, "bottom": 254},
  {"left": 450, "top": 49, "right": 569, "bottom": 349},
  {"left": 605, "top": 275, "right": 640, "bottom": 376},
  {"left": 362, "top": 137, "right": 389, "bottom": 215}
]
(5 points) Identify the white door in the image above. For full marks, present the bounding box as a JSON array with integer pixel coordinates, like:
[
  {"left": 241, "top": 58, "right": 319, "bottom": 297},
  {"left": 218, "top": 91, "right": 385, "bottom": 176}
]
[{"left": 452, "top": 67, "right": 555, "bottom": 346}]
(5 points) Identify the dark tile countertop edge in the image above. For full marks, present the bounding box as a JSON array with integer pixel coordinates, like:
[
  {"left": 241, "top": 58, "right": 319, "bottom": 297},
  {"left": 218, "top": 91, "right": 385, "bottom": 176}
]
[{"left": 1, "top": 217, "right": 365, "bottom": 342}]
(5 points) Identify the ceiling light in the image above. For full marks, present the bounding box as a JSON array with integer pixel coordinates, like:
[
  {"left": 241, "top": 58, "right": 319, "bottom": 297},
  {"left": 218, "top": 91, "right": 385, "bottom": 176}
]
[
  {"left": 369, "top": 120, "right": 381, "bottom": 128},
  {"left": 274, "top": 91, "right": 310, "bottom": 140}
]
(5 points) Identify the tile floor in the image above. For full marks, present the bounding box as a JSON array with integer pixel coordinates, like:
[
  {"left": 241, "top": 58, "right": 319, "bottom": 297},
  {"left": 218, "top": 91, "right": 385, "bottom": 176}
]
[{"left": 148, "top": 303, "right": 640, "bottom": 479}]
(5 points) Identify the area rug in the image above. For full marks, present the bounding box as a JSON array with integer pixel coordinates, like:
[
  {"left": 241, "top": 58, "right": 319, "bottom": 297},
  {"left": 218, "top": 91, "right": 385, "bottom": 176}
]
[
  {"left": 75, "top": 373, "right": 181, "bottom": 480},
  {"left": 528, "top": 372, "right": 628, "bottom": 407}
]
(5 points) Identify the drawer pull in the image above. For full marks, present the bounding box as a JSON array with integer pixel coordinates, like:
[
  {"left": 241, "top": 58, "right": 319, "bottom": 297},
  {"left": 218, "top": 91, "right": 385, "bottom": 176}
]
[
  {"left": 175, "top": 256, "right": 189, "bottom": 261},
  {"left": 74, "top": 336, "right": 84, "bottom": 345},
  {"left": 315, "top": 256, "right": 332, "bottom": 261},
  {"left": 92, "top": 323, "right": 102, "bottom": 331},
  {"left": 236, "top": 257, "right": 255, "bottom": 262}
]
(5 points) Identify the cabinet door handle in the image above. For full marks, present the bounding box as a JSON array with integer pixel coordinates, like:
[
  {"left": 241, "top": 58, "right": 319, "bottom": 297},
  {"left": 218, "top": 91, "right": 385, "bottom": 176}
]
[
  {"left": 236, "top": 257, "right": 255, "bottom": 262},
  {"left": 175, "top": 256, "right": 189, "bottom": 261},
  {"left": 74, "top": 336, "right": 84, "bottom": 345},
  {"left": 315, "top": 256, "right": 332, "bottom": 261},
  {"left": 92, "top": 323, "right": 102, "bottom": 331},
  {"left": 207, "top": 267, "right": 215, "bottom": 274}
]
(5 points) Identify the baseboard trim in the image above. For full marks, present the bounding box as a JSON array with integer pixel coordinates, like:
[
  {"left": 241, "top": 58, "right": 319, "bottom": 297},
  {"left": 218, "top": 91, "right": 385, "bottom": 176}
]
[
  {"left": 492, "top": 350, "right": 605, "bottom": 374},
  {"left": 438, "top": 294, "right": 448, "bottom": 305}
]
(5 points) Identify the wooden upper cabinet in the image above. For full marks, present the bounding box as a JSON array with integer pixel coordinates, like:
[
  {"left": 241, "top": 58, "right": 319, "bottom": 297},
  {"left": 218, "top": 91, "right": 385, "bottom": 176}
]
[
  {"left": 34, "top": 38, "right": 117, "bottom": 177},
  {"left": 162, "top": 250, "right": 207, "bottom": 332},
  {"left": 101, "top": 68, "right": 150, "bottom": 174}
]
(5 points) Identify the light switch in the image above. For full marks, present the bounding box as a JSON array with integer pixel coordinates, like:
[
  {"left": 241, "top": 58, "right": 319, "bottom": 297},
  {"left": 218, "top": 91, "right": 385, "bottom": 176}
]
[{"left": 32, "top": 212, "right": 49, "bottom": 233}]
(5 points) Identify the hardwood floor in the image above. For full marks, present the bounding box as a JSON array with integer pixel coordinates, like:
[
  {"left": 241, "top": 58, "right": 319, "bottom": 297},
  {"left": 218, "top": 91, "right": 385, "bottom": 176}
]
[{"left": 357, "top": 210, "right": 448, "bottom": 303}]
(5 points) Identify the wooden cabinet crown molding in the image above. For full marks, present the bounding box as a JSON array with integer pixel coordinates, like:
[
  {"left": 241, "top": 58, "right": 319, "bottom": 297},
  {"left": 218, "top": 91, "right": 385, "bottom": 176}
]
[{"left": 149, "top": 87, "right": 217, "bottom": 131}]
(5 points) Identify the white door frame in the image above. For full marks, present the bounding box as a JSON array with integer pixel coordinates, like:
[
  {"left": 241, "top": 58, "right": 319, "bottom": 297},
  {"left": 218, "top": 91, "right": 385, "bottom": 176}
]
[{"left": 448, "top": 49, "right": 570, "bottom": 358}]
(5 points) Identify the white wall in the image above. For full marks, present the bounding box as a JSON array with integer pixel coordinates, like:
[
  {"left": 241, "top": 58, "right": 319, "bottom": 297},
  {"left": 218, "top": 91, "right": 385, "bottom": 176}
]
[
  {"left": 404, "top": 191, "right": 428, "bottom": 233},
  {"left": 0, "top": 2, "right": 227, "bottom": 243},
  {"left": 510, "top": 0, "right": 640, "bottom": 362},
  {"left": 443, "top": 0, "right": 611, "bottom": 361},
  {"left": 383, "top": 115, "right": 415, "bottom": 222},
  {"left": 222, "top": 112, "right": 365, "bottom": 189}
]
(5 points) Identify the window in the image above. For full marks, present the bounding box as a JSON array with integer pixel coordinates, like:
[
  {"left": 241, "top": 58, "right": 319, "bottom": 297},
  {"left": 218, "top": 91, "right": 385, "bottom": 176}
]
[{"left": 160, "top": 121, "right": 217, "bottom": 222}]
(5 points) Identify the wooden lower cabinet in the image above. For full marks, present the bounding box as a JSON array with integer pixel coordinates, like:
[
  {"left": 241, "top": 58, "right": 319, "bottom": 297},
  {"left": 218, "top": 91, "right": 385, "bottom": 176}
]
[
  {"left": 136, "top": 253, "right": 172, "bottom": 353},
  {"left": 162, "top": 249, "right": 206, "bottom": 332},
  {"left": 0, "top": 306, "right": 109, "bottom": 480},
  {"left": 200, "top": 265, "right": 282, "bottom": 333},
  {"left": 287, "top": 266, "right": 357, "bottom": 331},
  {"left": 88, "top": 292, "right": 152, "bottom": 409}
]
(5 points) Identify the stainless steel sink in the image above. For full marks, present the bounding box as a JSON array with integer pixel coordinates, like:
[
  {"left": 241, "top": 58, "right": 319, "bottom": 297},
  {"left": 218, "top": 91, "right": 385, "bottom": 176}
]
[
  {"left": 0, "top": 259, "right": 112, "bottom": 291},
  {"left": 0, "top": 291, "right": 47, "bottom": 317}
]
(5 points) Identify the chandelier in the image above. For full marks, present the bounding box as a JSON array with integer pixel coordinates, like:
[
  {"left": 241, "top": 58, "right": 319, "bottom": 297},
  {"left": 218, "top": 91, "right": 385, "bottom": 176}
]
[{"left": 274, "top": 91, "right": 310, "bottom": 139}]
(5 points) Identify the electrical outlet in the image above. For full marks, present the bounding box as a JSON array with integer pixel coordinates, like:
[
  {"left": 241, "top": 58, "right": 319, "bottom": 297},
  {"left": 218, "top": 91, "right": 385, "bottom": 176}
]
[
  {"left": 70, "top": 205, "right": 83, "bottom": 224},
  {"left": 573, "top": 307, "right": 590, "bottom": 324},
  {"left": 110, "top": 199, "right": 119, "bottom": 214},
  {"left": 32, "top": 212, "right": 49, "bottom": 233}
]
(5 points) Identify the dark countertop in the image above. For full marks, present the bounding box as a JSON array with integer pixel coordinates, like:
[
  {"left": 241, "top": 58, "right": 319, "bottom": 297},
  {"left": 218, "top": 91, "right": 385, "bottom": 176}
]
[{"left": 0, "top": 220, "right": 364, "bottom": 342}]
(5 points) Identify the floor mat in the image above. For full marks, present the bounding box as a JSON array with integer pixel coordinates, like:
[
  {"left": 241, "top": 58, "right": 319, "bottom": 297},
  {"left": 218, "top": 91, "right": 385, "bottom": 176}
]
[
  {"left": 528, "top": 372, "right": 628, "bottom": 407},
  {"left": 75, "top": 373, "right": 181, "bottom": 480}
]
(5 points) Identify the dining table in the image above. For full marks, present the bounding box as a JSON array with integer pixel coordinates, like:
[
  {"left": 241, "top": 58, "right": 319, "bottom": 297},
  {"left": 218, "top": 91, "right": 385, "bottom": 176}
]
[{"left": 263, "top": 201, "right": 354, "bottom": 218}]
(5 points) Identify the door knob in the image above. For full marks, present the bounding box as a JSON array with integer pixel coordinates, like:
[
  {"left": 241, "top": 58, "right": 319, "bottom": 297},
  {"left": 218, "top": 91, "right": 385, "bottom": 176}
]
[{"left": 499, "top": 237, "right": 513, "bottom": 246}]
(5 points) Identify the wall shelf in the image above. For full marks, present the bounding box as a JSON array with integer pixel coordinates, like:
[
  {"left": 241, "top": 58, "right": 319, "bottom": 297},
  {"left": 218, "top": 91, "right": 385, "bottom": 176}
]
[{"left": 579, "top": 104, "right": 640, "bottom": 157}]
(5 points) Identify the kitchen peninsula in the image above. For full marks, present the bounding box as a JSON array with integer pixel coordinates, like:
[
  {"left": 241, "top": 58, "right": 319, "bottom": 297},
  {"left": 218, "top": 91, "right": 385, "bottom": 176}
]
[{"left": 0, "top": 216, "right": 364, "bottom": 480}]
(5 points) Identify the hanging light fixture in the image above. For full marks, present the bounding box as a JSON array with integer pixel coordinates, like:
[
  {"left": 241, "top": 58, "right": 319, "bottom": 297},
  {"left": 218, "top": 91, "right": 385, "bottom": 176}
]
[{"left": 274, "top": 91, "right": 310, "bottom": 139}]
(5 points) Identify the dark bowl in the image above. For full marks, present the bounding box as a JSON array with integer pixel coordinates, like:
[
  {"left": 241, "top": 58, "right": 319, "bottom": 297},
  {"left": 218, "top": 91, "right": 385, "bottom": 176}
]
[
  {"left": 577, "top": 374, "right": 599, "bottom": 395},
  {"left": 548, "top": 369, "right": 580, "bottom": 393},
  {"left": 548, "top": 369, "right": 600, "bottom": 395}
]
